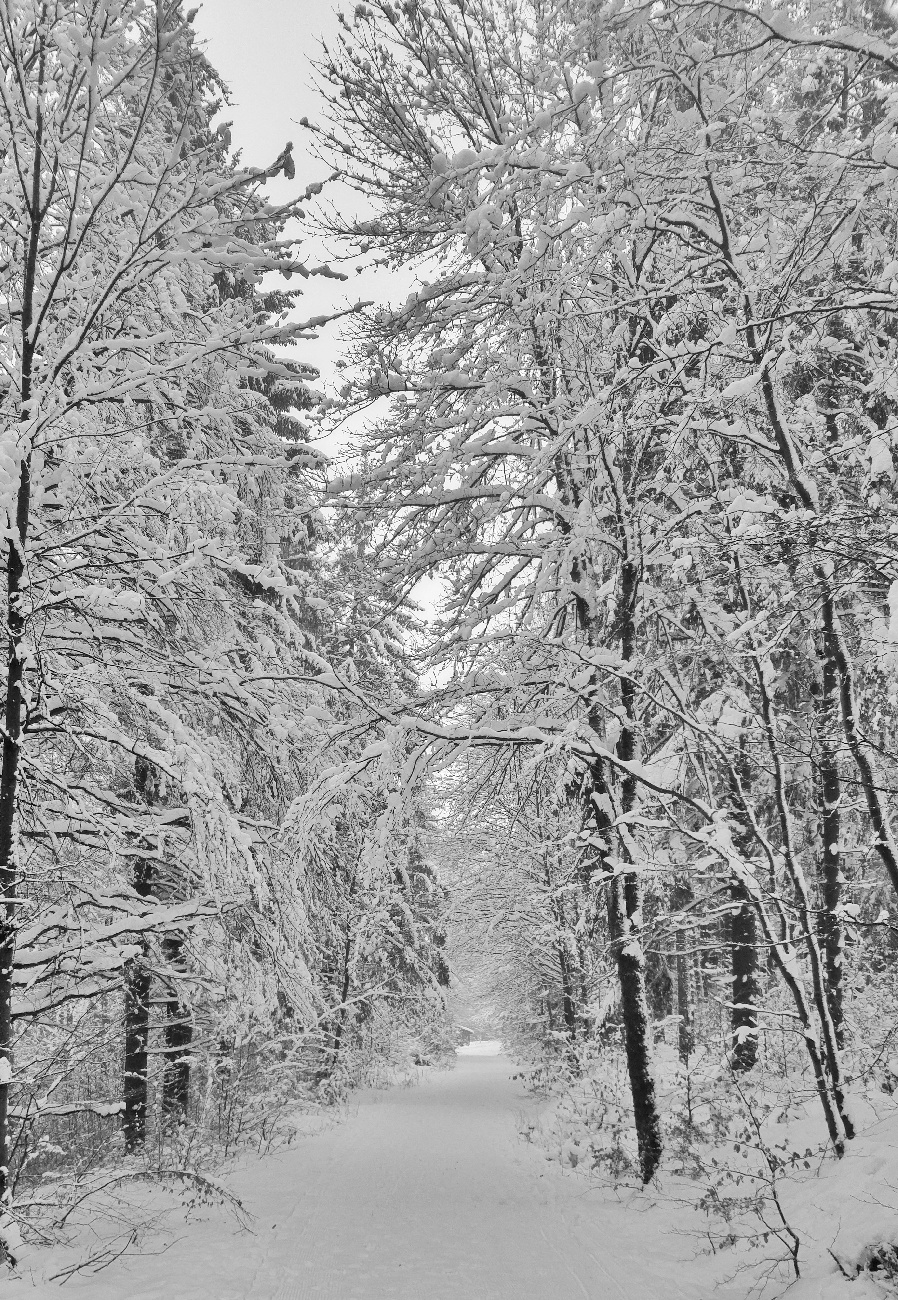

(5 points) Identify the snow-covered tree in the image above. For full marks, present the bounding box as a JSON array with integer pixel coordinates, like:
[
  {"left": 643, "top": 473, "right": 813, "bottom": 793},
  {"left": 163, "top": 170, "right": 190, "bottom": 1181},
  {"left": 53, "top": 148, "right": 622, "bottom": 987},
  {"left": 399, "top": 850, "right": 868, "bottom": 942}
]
[
  {"left": 0, "top": 0, "right": 350, "bottom": 1217},
  {"left": 313, "top": 0, "right": 898, "bottom": 1181}
]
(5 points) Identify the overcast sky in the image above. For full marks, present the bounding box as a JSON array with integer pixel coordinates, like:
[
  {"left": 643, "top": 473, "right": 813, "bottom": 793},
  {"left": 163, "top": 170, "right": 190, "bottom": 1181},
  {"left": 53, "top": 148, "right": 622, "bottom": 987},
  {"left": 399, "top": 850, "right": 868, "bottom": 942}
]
[
  {"left": 194, "top": 0, "right": 338, "bottom": 180},
  {"left": 191, "top": 3, "right": 456, "bottom": 623},
  {"left": 193, "top": 0, "right": 386, "bottom": 397}
]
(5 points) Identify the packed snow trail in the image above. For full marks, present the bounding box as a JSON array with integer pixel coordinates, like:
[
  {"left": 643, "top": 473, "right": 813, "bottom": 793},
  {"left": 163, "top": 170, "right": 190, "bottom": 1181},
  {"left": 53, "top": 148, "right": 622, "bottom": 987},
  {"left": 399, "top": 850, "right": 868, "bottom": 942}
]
[{"left": 19, "top": 1044, "right": 728, "bottom": 1299}]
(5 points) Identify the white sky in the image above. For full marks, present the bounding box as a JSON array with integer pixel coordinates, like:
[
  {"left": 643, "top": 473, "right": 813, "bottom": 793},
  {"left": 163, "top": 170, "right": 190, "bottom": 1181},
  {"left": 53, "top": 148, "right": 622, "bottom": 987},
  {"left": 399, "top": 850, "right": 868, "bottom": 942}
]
[
  {"left": 193, "top": 0, "right": 403, "bottom": 398},
  {"left": 193, "top": 0, "right": 339, "bottom": 175},
  {"left": 194, "top": 1, "right": 442, "bottom": 612}
]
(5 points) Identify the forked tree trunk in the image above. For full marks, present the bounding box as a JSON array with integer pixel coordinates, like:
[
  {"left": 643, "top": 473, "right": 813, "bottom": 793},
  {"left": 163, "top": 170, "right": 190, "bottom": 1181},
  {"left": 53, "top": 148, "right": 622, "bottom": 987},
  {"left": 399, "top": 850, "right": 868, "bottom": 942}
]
[
  {"left": 585, "top": 555, "right": 663, "bottom": 1184},
  {"left": 557, "top": 418, "right": 662, "bottom": 1180}
]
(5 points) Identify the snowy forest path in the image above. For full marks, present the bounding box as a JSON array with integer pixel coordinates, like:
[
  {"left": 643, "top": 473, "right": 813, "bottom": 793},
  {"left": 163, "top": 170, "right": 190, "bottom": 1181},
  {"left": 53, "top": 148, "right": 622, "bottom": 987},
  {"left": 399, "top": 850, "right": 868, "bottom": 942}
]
[{"left": 22, "top": 1045, "right": 726, "bottom": 1299}]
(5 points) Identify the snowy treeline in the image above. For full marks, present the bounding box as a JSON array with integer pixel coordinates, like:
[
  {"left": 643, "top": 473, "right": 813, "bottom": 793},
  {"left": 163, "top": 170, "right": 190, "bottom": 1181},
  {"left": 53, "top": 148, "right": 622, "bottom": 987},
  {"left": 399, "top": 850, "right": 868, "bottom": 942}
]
[
  {"left": 0, "top": 0, "right": 451, "bottom": 1260},
  {"left": 309, "top": 0, "right": 898, "bottom": 1228}
]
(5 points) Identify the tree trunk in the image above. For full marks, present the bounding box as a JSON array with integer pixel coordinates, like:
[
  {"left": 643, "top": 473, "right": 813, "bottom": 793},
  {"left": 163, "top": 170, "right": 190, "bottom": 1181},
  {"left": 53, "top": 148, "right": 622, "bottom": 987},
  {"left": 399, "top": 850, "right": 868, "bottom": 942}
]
[
  {"left": 747, "top": 613, "right": 854, "bottom": 1138},
  {"left": 671, "top": 880, "right": 695, "bottom": 1063},
  {"left": 735, "top": 866, "right": 848, "bottom": 1154},
  {"left": 0, "top": 83, "right": 42, "bottom": 1205},
  {"left": 746, "top": 315, "right": 898, "bottom": 905},
  {"left": 320, "top": 869, "right": 358, "bottom": 1083},
  {"left": 816, "top": 631, "right": 846, "bottom": 1047},
  {"left": 123, "top": 758, "right": 159, "bottom": 1149},
  {"left": 728, "top": 752, "right": 761, "bottom": 1072},
  {"left": 0, "top": 456, "right": 30, "bottom": 1207},
  {"left": 585, "top": 552, "right": 663, "bottom": 1184},
  {"left": 327, "top": 933, "right": 353, "bottom": 1078},
  {"left": 730, "top": 880, "right": 760, "bottom": 1071},
  {"left": 122, "top": 944, "right": 152, "bottom": 1150},
  {"left": 161, "top": 931, "right": 192, "bottom": 1120},
  {"left": 556, "top": 939, "right": 579, "bottom": 1045},
  {"left": 607, "top": 868, "right": 663, "bottom": 1182}
]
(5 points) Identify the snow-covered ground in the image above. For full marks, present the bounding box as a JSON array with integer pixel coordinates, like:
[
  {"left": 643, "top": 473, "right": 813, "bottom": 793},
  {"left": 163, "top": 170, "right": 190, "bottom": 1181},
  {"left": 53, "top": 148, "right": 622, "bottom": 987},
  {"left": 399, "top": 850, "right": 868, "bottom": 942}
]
[{"left": 10, "top": 1043, "right": 736, "bottom": 1299}]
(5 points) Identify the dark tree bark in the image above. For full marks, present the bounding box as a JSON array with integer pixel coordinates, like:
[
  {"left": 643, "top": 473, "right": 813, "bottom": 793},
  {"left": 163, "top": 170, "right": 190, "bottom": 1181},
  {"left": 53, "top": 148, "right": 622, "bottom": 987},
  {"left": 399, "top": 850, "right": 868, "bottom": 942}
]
[
  {"left": 586, "top": 559, "right": 663, "bottom": 1184},
  {"left": 745, "top": 587, "right": 853, "bottom": 1137},
  {"left": 749, "top": 320, "right": 898, "bottom": 905},
  {"left": 553, "top": 369, "right": 662, "bottom": 1180},
  {"left": 815, "top": 631, "right": 846, "bottom": 1048},
  {"left": 671, "top": 880, "right": 695, "bottom": 1063},
  {"left": 0, "top": 71, "right": 42, "bottom": 1208},
  {"left": 327, "top": 929, "right": 353, "bottom": 1077},
  {"left": 730, "top": 881, "right": 761, "bottom": 1072},
  {"left": 0, "top": 460, "right": 31, "bottom": 1210},
  {"left": 728, "top": 753, "right": 761, "bottom": 1072},
  {"left": 122, "top": 944, "right": 152, "bottom": 1150},
  {"left": 123, "top": 758, "right": 159, "bottom": 1149},
  {"left": 0, "top": 473, "right": 31, "bottom": 1211},
  {"left": 161, "top": 931, "right": 193, "bottom": 1119},
  {"left": 606, "top": 868, "right": 663, "bottom": 1182}
]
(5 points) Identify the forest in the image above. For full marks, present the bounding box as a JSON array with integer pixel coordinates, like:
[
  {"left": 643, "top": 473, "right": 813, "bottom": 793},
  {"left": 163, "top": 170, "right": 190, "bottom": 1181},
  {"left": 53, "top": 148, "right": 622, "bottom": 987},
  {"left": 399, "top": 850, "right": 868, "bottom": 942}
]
[{"left": 1, "top": 0, "right": 898, "bottom": 1294}]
